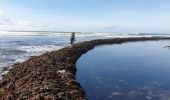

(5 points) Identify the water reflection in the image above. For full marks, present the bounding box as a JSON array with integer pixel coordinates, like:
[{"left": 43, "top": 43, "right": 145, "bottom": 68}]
[
  {"left": 76, "top": 41, "right": 170, "bottom": 100},
  {"left": 165, "top": 46, "right": 170, "bottom": 50}
]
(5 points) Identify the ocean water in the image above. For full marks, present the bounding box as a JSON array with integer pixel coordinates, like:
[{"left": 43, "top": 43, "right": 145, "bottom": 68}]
[
  {"left": 76, "top": 40, "right": 170, "bottom": 100},
  {"left": 0, "top": 31, "right": 127, "bottom": 77}
]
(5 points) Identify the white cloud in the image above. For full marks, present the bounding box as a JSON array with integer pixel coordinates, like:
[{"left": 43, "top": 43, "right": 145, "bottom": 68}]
[
  {"left": 0, "top": 11, "right": 43, "bottom": 30},
  {"left": 0, "top": 11, "right": 13, "bottom": 26},
  {"left": 15, "top": 20, "right": 33, "bottom": 27},
  {"left": 104, "top": 26, "right": 118, "bottom": 30}
]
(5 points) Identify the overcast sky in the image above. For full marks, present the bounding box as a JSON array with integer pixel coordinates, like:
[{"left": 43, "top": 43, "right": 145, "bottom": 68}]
[{"left": 0, "top": 0, "right": 170, "bottom": 33}]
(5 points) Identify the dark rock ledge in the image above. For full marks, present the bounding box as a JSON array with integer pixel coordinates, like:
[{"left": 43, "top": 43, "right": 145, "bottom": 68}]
[{"left": 0, "top": 37, "right": 170, "bottom": 100}]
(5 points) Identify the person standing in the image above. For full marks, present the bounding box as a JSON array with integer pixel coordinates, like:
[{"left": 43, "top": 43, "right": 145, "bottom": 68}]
[{"left": 70, "top": 32, "right": 75, "bottom": 44}]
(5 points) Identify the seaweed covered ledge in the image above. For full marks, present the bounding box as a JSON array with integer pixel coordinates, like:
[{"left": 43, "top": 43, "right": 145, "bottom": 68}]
[{"left": 0, "top": 37, "right": 170, "bottom": 100}]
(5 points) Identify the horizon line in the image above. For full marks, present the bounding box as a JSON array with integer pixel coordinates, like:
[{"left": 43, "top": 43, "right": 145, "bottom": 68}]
[{"left": 0, "top": 30, "right": 170, "bottom": 35}]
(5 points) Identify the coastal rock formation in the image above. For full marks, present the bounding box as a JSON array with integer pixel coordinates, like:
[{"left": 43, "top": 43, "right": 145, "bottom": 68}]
[{"left": 0, "top": 37, "right": 170, "bottom": 100}]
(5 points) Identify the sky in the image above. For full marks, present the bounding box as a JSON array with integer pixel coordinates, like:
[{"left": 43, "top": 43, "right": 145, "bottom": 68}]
[{"left": 0, "top": 0, "right": 170, "bottom": 33}]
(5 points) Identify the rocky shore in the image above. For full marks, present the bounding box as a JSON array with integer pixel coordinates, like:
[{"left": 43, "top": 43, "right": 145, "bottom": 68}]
[{"left": 0, "top": 37, "right": 170, "bottom": 100}]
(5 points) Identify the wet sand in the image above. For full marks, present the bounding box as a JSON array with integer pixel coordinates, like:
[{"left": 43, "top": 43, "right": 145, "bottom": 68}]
[{"left": 0, "top": 37, "right": 170, "bottom": 100}]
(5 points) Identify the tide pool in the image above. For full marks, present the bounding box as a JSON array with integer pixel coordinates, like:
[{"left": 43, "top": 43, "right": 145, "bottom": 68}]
[{"left": 76, "top": 40, "right": 170, "bottom": 100}]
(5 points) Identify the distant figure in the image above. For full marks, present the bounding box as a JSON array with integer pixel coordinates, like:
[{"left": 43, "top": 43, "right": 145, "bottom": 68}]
[{"left": 70, "top": 32, "right": 76, "bottom": 44}]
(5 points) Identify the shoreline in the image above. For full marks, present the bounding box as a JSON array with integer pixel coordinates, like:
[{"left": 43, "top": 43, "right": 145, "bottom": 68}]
[{"left": 0, "top": 37, "right": 170, "bottom": 99}]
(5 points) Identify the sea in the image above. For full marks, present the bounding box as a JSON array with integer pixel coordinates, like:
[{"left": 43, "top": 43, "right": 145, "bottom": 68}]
[{"left": 0, "top": 31, "right": 134, "bottom": 78}]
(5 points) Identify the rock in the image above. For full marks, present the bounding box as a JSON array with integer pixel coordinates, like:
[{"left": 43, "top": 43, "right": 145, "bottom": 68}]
[
  {"left": 57, "top": 92, "right": 64, "bottom": 98},
  {"left": 57, "top": 70, "right": 66, "bottom": 74}
]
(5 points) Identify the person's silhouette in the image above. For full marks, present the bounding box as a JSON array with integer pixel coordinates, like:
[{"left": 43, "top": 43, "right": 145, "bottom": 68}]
[{"left": 70, "top": 32, "right": 75, "bottom": 44}]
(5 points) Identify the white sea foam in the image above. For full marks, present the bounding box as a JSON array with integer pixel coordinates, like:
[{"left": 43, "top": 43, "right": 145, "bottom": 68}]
[
  {"left": 0, "top": 31, "right": 39, "bottom": 36},
  {"left": 0, "top": 31, "right": 79, "bottom": 36},
  {"left": 0, "top": 44, "right": 64, "bottom": 77},
  {"left": 1, "top": 31, "right": 170, "bottom": 38},
  {"left": 0, "top": 31, "right": 69, "bottom": 36},
  {"left": 0, "top": 31, "right": 125, "bottom": 37},
  {"left": 19, "top": 45, "right": 63, "bottom": 55}
]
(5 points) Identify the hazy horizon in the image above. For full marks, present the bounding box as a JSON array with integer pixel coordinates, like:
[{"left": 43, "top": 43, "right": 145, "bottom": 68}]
[
  {"left": 0, "top": 30, "right": 170, "bottom": 35},
  {"left": 1, "top": 0, "right": 170, "bottom": 33}
]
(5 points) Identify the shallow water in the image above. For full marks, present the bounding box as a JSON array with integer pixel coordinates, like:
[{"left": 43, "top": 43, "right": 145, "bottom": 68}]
[
  {"left": 76, "top": 40, "right": 170, "bottom": 100},
  {"left": 0, "top": 31, "right": 118, "bottom": 76}
]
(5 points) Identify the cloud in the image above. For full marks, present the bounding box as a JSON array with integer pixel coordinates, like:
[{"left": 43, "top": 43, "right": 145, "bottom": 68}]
[
  {"left": 0, "top": 11, "right": 13, "bottom": 26},
  {"left": 15, "top": 20, "right": 34, "bottom": 27},
  {"left": 104, "top": 26, "right": 118, "bottom": 30},
  {"left": 0, "top": 11, "right": 43, "bottom": 30}
]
